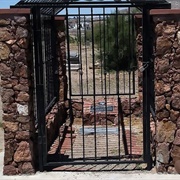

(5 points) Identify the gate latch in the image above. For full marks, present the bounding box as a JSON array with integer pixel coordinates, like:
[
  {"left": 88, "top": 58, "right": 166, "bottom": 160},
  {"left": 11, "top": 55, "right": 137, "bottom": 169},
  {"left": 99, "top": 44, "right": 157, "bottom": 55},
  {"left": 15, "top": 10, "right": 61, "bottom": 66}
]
[{"left": 139, "top": 62, "right": 149, "bottom": 72}]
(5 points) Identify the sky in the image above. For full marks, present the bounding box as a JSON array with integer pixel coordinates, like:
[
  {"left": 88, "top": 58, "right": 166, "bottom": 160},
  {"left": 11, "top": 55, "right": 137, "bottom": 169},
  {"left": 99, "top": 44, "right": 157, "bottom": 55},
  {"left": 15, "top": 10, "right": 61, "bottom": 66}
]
[
  {"left": 1, "top": 0, "right": 19, "bottom": 8},
  {"left": 0, "top": 0, "right": 124, "bottom": 15}
]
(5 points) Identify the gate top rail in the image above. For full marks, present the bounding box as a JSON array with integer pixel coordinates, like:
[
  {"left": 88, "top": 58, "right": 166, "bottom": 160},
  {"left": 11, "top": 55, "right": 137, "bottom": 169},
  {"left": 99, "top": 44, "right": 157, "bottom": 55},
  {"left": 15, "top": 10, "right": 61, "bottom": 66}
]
[{"left": 11, "top": 0, "right": 171, "bottom": 15}]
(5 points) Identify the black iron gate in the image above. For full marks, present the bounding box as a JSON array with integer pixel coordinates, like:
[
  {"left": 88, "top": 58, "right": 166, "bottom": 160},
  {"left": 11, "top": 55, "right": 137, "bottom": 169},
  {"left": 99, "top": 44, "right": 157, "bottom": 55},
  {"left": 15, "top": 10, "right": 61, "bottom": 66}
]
[
  {"left": 31, "top": 8, "right": 59, "bottom": 169},
  {"left": 12, "top": 0, "right": 171, "bottom": 172},
  {"left": 65, "top": 4, "right": 141, "bottom": 164}
]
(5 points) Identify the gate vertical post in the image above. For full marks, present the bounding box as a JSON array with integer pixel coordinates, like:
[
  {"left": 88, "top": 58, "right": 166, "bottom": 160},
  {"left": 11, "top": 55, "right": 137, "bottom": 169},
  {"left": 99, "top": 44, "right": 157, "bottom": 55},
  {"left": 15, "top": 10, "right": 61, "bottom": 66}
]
[
  {"left": 142, "top": 7, "right": 152, "bottom": 170},
  {"left": 51, "top": 15, "right": 59, "bottom": 100},
  {"left": 32, "top": 7, "right": 46, "bottom": 171}
]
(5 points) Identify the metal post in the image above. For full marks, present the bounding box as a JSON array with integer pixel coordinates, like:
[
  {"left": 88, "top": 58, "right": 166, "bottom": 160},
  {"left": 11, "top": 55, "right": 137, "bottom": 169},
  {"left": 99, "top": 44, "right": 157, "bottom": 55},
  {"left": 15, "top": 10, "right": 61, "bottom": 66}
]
[
  {"left": 51, "top": 15, "right": 59, "bottom": 101},
  {"left": 32, "top": 7, "right": 46, "bottom": 172},
  {"left": 142, "top": 7, "right": 152, "bottom": 170}
]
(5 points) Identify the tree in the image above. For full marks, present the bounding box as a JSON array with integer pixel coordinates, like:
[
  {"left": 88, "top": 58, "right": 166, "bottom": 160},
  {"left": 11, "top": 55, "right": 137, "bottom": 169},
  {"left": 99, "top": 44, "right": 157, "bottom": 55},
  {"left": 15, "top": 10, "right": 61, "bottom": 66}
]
[{"left": 93, "top": 11, "right": 137, "bottom": 72}]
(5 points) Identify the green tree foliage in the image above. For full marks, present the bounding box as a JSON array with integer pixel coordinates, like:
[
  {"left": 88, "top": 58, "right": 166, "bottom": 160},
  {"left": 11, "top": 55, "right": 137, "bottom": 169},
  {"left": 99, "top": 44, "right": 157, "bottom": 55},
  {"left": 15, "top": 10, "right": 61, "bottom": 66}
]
[{"left": 93, "top": 11, "right": 137, "bottom": 72}]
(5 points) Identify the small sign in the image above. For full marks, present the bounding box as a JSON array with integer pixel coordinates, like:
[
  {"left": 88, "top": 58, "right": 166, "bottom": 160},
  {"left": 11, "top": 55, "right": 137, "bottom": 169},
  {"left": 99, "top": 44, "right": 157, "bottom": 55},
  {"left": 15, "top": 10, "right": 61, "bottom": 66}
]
[{"left": 90, "top": 102, "right": 114, "bottom": 112}]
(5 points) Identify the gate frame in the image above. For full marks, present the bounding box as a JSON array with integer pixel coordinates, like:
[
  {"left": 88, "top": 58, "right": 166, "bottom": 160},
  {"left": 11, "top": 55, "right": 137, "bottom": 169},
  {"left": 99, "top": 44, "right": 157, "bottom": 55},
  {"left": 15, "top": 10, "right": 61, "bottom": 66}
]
[{"left": 11, "top": 0, "right": 171, "bottom": 172}]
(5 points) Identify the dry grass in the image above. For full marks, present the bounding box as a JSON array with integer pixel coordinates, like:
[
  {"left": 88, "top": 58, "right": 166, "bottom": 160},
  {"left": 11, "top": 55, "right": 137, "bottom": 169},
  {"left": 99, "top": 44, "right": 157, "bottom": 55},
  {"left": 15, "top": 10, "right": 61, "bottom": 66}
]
[{"left": 67, "top": 44, "right": 139, "bottom": 98}]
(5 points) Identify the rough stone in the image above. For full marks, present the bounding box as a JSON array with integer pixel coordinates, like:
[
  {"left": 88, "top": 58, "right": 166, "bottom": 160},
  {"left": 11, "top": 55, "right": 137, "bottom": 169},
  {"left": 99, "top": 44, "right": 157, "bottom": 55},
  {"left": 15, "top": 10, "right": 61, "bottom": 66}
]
[
  {"left": 176, "top": 47, "right": 180, "bottom": 55},
  {"left": 0, "top": 42, "right": 10, "bottom": 60},
  {"left": 174, "top": 159, "right": 180, "bottom": 174},
  {"left": 0, "top": 28, "right": 13, "bottom": 41},
  {"left": 21, "top": 162, "right": 35, "bottom": 174},
  {"left": 156, "top": 58, "right": 170, "bottom": 74},
  {"left": 4, "top": 141, "right": 15, "bottom": 164},
  {"left": 16, "top": 116, "right": 30, "bottom": 123},
  {"left": 163, "top": 24, "right": 176, "bottom": 36},
  {"left": 15, "top": 131, "right": 30, "bottom": 140},
  {"left": 172, "top": 85, "right": 180, "bottom": 93},
  {"left": 3, "top": 103, "right": 17, "bottom": 114},
  {"left": 156, "top": 36, "right": 172, "bottom": 56},
  {"left": 155, "top": 22, "right": 164, "bottom": 36},
  {"left": 17, "top": 38, "right": 29, "bottom": 49},
  {"left": 167, "top": 166, "right": 177, "bottom": 174},
  {"left": 1, "top": 89, "right": 14, "bottom": 103},
  {"left": 0, "top": 19, "right": 10, "bottom": 26},
  {"left": 156, "top": 121, "right": 176, "bottom": 143},
  {"left": 0, "top": 80, "right": 13, "bottom": 88},
  {"left": 21, "top": 123, "right": 31, "bottom": 131},
  {"left": 170, "top": 109, "right": 180, "bottom": 121},
  {"left": 171, "top": 93, "right": 180, "bottom": 110},
  {"left": 14, "top": 141, "right": 32, "bottom": 162},
  {"left": 172, "top": 145, "right": 180, "bottom": 159},
  {"left": 14, "top": 16, "right": 27, "bottom": 25},
  {"left": 173, "top": 73, "right": 180, "bottom": 82},
  {"left": 156, "top": 162, "right": 166, "bottom": 173},
  {"left": 163, "top": 84, "right": 171, "bottom": 93},
  {"left": 0, "top": 63, "right": 13, "bottom": 78},
  {"left": 173, "top": 41, "right": 179, "bottom": 49},
  {"left": 155, "top": 81, "right": 171, "bottom": 95},
  {"left": 157, "top": 143, "right": 169, "bottom": 164},
  {"left": 16, "top": 27, "right": 28, "bottom": 38},
  {"left": 4, "top": 132, "right": 15, "bottom": 140},
  {"left": 177, "top": 117, "right": 180, "bottom": 129},
  {"left": 3, "top": 113, "right": 14, "bottom": 122},
  {"left": 155, "top": 81, "right": 164, "bottom": 95},
  {"left": 14, "top": 64, "right": 28, "bottom": 77},
  {"left": 173, "top": 129, "right": 180, "bottom": 145},
  {"left": 14, "top": 49, "right": 26, "bottom": 63},
  {"left": 156, "top": 95, "right": 166, "bottom": 112},
  {"left": 3, "top": 165, "right": 17, "bottom": 175},
  {"left": 16, "top": 92, "right": 29, "bottom": 102},
  {"left": 72, "top": 102, "right": 82, "bottom": 111},
  {"left": 11, "top": 44, "right": 19, "bottom": 53},
  {"left": 3, "top": 121, "right": 19, "bottom": 132},
  {"left": 14, "top": 84, "right": 29, "bottom": 92},
  {"left": 156, "top": 110, "right": 170, "bottom": 120},
  {"left": 173, "top": 55, "right": 180, "bottom": 69}
]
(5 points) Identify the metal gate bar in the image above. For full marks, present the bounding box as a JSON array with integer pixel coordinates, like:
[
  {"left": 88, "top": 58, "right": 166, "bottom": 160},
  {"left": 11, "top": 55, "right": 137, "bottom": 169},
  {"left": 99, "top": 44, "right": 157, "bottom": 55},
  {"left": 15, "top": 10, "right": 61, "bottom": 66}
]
[{"left": 64, "top": 5, "right": 142, "bottom": 166}]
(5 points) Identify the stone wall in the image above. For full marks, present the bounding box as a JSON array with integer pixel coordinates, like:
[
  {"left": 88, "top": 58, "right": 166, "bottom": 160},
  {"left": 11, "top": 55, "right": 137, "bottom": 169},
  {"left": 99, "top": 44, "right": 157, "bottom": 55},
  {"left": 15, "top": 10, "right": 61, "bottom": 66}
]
[
  {"left": 0, "top": 10, "right": 67, "bottom": 175},
  {"left": 0, "top": 9, "right": 35, "bottom": 174},
  {"left": 71, "top": 97, "right": 142, "bottom": 126},
  {"left": 136, "top": 9, "right": 180, "bottom": 173},
  {"left": 153, "top": 10, "right": 180, "bottom": 174},
  {"left": 56, "top": 17, "right": 67, "bottom": 102}
]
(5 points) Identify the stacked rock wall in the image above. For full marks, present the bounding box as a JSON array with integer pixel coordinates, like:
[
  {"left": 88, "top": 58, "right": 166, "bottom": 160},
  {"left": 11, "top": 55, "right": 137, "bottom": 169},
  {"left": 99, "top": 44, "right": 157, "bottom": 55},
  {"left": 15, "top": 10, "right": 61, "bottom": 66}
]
[
  {"left": 56, "top": 17, "right": 67, "bottom": 101},
  {"left": 136, "top": 10, "right": 180, "bottom": 173},
  {"left": 153, "top": 11, "right": 180, "bottom": 173},
  {"left": 0, "top": 9, "right": 35, "bottom": 174},
  {"left": 0, "top": 10, "right": 67, "bottom": 175}
]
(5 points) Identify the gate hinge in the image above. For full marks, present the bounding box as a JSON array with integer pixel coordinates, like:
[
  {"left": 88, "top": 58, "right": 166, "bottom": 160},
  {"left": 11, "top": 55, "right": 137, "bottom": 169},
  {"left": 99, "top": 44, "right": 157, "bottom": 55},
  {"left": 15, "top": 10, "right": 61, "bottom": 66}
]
[{"left": 139, "top": 62, "right": 149, "bottom": 72}]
